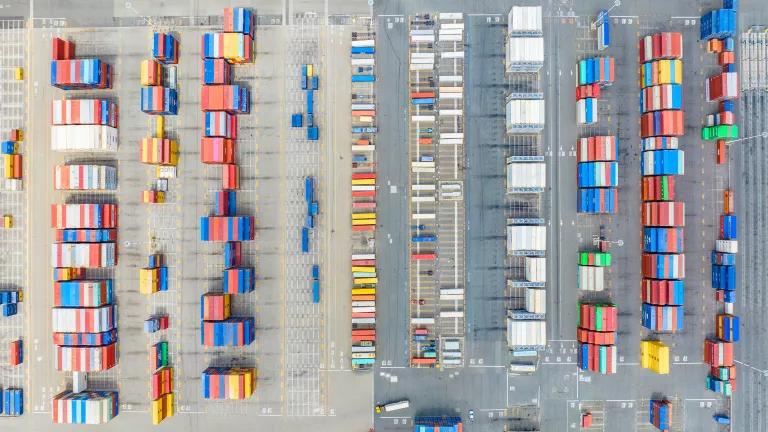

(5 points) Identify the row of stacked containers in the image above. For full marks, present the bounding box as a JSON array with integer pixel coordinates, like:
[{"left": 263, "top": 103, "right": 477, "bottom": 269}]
[
  {"left": 637, "top": 32, "right": 684, "bottom": 378},
  {"left": 198, "top": 7, "right": 257, "bottom": 400},
  {"left": 575, "top": 11, "right": 618, "bottom": 376},
  {"left": 700, "top": 0, "right": 739, "bottom": 397},
  {"left": 349, "top": 30, "right": 377, "bottom": 371},
  {"left": 139, "top": 31, "right": 180, "bottom": 424},
  {"left": 49, "top": 36, "right": 119, "bottom": 423}
]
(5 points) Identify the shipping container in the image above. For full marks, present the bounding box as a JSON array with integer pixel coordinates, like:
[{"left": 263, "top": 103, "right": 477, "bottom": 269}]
[
  {"left": 711, "top": 264, "right": 736, "bottom": 290},
  {"left": 578, "top": 187, "right": 617, "bottom": 213},
  {"left": 200, "top": 85, "right": 250, "bottom": 113},
  {"left": 641, "top": 136, "right": 679, "bottom": 150},
  {"left": 576, "top": 327, "right": 615, "bottom": 345},
  {"left": 151, "top": 391, "right": 174, "bottom": 425},
  {"left": 51, "top": 125, "right": 118, "bottom": 152},
  {"left": 140, "top": 86, "right": 178, "bottom": 115},
  {"left": 643, "top": 227, "right": 684, "bottom": 253},
  {"left": 222, "top": 267, "right": 255, "bottom": 294},
  {"left": 506, "top": 225, "right": 546, "bottom": 252},
  {"left": 506, "top": 162, "right": 546, "bottom": 191},
  {"left": 641, "top": 149, "right": 684, "bottom": 175},
  {"left": 711, "top": 250, "right": 735, "bottom": 266},
  {"left": 641, "top": 201, "right": 685, "bottom": 226},
  {"left": 700, "top": 8, "right": 736, "bottom": 40},
  {"left": 720, "top": 214, "right": 737, "bottom": 239},
  {"left": 640, "top": 59, "right": 683, "bottom": 88},
  {"left": 641, "top": 278, "right": 684, "bottom": 305},
  {"left": 576, "top": 97, "right": 598, "bottom": 125},
  {"left": 642, "top": 175, "right": 676, "bottom": 201},
  {"left": 506, "top": 318, "right": 546, "bottom": 348},
  {"left": 579, "top": 251, "right": 611, "bottom": 266},
  {"left": 578, "top": 343, "right": 617, "bottom": 374},
  {"left": 54, "top": 279, "right": 113, "bottom": 307},
  {"left": 578, "top": 265, "right": 605, "bottom": 291},
  {"left": 716, "top": 314, "right": 740, "bottom": 341},
  {"left": 577, "top": 57, "right": 614, "bottom": 86},
  {"left": 505, "top": 37, "right": 544, "bottom": 72},
  {"left": 649, "top": 399, "right": 672, "bottom": 431},
  {"left": 638, "top": 32, "right": 683, "bottom": 62},
  {"left": 640, "top": 84, "right": 683, "bottom": 112},
  {"left": 524, "top": 288, "right": 546, "bottom": 314},
  {"left": 640, "top": 110, "right": 685, "bottom": 137},
  {"left": 140, "top": 59, "right": 163, "bottom": 86},
  {"left": 52, "top": 390, "right": 118, "bottom": 424},
  {"left": 507, "top": 6, "right": 542, "bottom": 35},
  {"left": 704, "top": 339, "right": 733, "bottom": 366},
  {"left": 577, "top": 161, "right": 618, "bottom": 187},
  {"left": 640, "top": 340, "right": 670, "bottom": 374},
  {"left": 705, "top": 72, "right": 739, "bottom": 101},
  {"left": 201, "top": 367, "right": 256, "bottom": 400},
  {"left": 201, "top": 32, "right": 253, "bottom": 63},
  {"left": 153, "top": 32, "right": 179, "bottom": 64},
  {"left": 199, "top": 216, "right": 255, "bottom": 241},
  {"left": 524, "top": 257, "right": 546, "bottom": 282},
  {"left": 641, "top": 303, "right": 683, "bottom": 332},
  {"left": 51, "top": 99, "right": 118, "bottom": 127},
  {"left": 223, "top": 7, "right": 256, "bottom": 38},
  {"left": 597, "top": 9, "right": 610, "bottom": 51},
  {"left": 201, "top": 317, "right": 255, "bottom": 346},
  {"left": 578, "top": 303, "right": 617, "bottom": 332},
  {"left": 51, "top": 59, "right": 112, "bottom": 90},
  {"left": 51, "top": 242, "right": 117, "bottom": 268},
  {"left": 140, "top": 138, "right": 179, "bottom": 165},
  {"left": 54, "top": 164, "right": 117, "bottom": 190},
  {"left": 54, "top": 342, "right": 117, "bottom": 372},
  {"left": 506, "top": 99, "right": 545, "bottom": 133},
  {"left": 576, "top": 136, "right": 618, "bottom": 162}
]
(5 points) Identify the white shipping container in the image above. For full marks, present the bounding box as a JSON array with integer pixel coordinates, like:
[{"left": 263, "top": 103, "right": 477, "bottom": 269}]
[
  {"left": 351, "top": 58, "right": 375, "bottom": 66},
  {"left": 440, "top": 311, "right": 464, "bottom": 318},
  {"left": 411, "top": 317, "right": 436, "bottom": 325},
  {"left": 439, "top": 13, "right": 463, "bottom": 20},
  {"left": 439, "top": 33, "right": 463, "bottom": 42},
  {"left": 351, "top": 145, "right": 376, "bottom": 152},
  {"left": 506, "top": 318, "right": 546, "bottom": 347},
  {"left": 351, "top": 40, "right": 375, "bottom": 47},
  {"left": 411, "top": 115, "right": 436, "bottom": 122},
  {"left": 411, "top": 196, "right": 436, "bottom": 202},
  {"left": 352, "top": 346, "right": 376, "bottom": 353},
  {"left": 508, "top": 6, "right": 543, "bottom": 34},
  {"left": 441, "top": 51, "right": 464, "bottom": 59},
  {"left": 412, "top": 213, "right": 436, "bottom": 220},
  {"left": 524, "top": 257, "right": 546, "bottom": 282},
  {"left": 352, "top": 254, "right": 376, "bottom": 260},
  {"left": 439, "top": 138, "right": 463, "bottom": 145},
  {"left": 439, "top": 75, "right": 463, "bottom": 83},
  {"left": 51, "top": 125, "right": 118, "bottom": 152},
  {"left": 51, "top": 242, "right": 117, "bottom": 268},
  {"left": 352, "top": 307, "right": 376, "bottom": 313},
  {"left": 412, "top": 184, "right": 436, "bottom": 191},
  {"left": 506, "top": 99, "right": 545, "bottom": 130},
  {"left": 53, "top": 391, "right": 118, "bottom": 424},
  {"left": 715, "top": 239, "right": 738, "bottom": 253},
  {"left": 507, "top": 162, "right": 546, "bottom": 190},
  {"left": 351, "top": 103, "right": 376, "bottom": 110},
  {"left": 506, "top": 37, "right": 544, "bottom": 71},
  {"left": 54, "top": 344, "right": 116, "bottom": 372},
  {"left": 410, "top": 34, "right": 435, "bottom": 43},
  {"left": 506, "top": 225, "right": 547, "bottom": 252},
  {"left": 578, "top": 265, "right": 605, "bottom": 291},
  {"left": 409, "top": 63, "right": 433, "bottom": 71},
  {"left": 525, "top": 288, "right": 546, "bottom": 314},
  {"left": 439, "top": 109, "right": 463, "bottom": 116}
]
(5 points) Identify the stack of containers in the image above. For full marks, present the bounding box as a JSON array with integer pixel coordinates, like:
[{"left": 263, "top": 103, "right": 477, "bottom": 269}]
[
  {"left": 201, "top": 367, "right": 255, "bottom": 400},
  {"left": 139, "top": 254, "right": 169, "bottom": 295},
  {"left": 54, "top": 164, "right": 117, "bottom": 190},
  {"left": 700, "top": 0, "right": 740, "bottom": 393},
  {"left": 701, "top": 1, "right": 739, "bottom": 164},
  {"left": 141, "top": 33, "right": 179, "bottom": 206},
  {"left": 304, "top": 177, "right": 321, "bottom": 249},
  {"left": 50, "top": 204, "right": 118, "bottom": 383},
  {"left": 577, "top": 302, "right": 617, "bottom": 374},
  {"left": 0, "top": 388, "right": 23, "bottom": 416},
  {"left": 649, "top": 399, "right": 672, "bottom": 431},
  {"left": 52, "top": 390, "right": 118, "bottom": 424},
  {"left": 0, "top": 289, "right": 22, "bottom": 317},
  {"left": 51, "top": 37, "right": 112, "bottom": 89},
  {"left": 144, "top": 315, "right": 169, "bottom": 334},
  {"left": 2, "top": 129, "right": 23, "bottom": 190},
  {"left": 297, "top": 64, "right": 320, "bottom": 140},
  {"left": 638, "top": 32, "right": 685, "bottom": 335},
  {"left": 576, "top": 56, "right": 614, "bottom": 124},
  {"left": 577, "top": 251, "right": 610, "bottom": 291},
  {"left": 505, "top": 7, "right": 544, "bottom": 73},
  {"left": 198, "top": 7, "right": 257, "bottom": 394},
  {"left": 351, "top": 253, "right": 376, "bottom": 371},
  {"left": 50, "top": 98, "right": 118, "bottom": 152},
  {"left": 8, "top": 339, "right": 22, "bottom": 366},
  {"left": 576, "top": 136, "right": 618, "bottom": 213},
  {"left": 640, "top": 340, "right": 670, "bottom": 374}
]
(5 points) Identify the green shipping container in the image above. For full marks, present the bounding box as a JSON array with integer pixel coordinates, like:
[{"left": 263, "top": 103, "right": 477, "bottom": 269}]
[
  {"left": 701, "top": 125, "right": 739, "bottom": 140},
  {"left": 579, "top": 251, "right": 612, "bottom": 266}
]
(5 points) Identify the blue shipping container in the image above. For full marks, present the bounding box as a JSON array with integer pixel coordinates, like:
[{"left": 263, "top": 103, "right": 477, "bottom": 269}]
[
  {"left": 307, "top": 127, "right": 319, "bottom": 140},
  {"left": 712, "top": 264, "right": 736, "bottom": 290},
  {"left": 305, "top": 177, "right": 314, "bottom": 202},
  {"left": 721, "top": 214, "right": 737, "bottom": 239},
  {"left": 351, "top": 47, "right": 375, "bottom": 54},
  {"left": 641, "top": 149, "right": 685, "bottom": 176},
  {"left": 643, "top": 227, "right": 684, "bottom": 253},
  {"left": 700, "top": 8, "right": 737, "bottom": 40},
  {"left": 312, "top": 280, "right": 320, "bottom": 303},
  {"left": 301, "top": 227, "right": 310, "bottom": 253},
  {"left": 352, "top": 74, "right": 375, "bottom": 83},
  {"left": 291, "top": 113, "right": 303, "bottom": 127}
]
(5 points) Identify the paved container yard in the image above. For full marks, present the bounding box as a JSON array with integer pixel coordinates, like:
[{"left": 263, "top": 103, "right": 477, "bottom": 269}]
[{"left": 1, "top": 0, "right": 768, "bottom": 431}]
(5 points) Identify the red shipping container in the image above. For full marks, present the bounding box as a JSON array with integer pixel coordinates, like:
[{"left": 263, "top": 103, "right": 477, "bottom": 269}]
[
  {"left": 575, "top": 83, "right": 600, "bottom": 100},
  {"left": 576, "top": 327, "right": 616, "bottom": 345},
  {"left": 51, "top": 37, "right": 75, "bottom": 60},
  {"left": 201, "top": 138, "right": 235, "bottom": 164},
  {"left": 716, "top": 140, "right": 727, "bottom": 165},
  {"left": 642, "top": 176, "right": 676, "bottom": 201},
  {"left": 640, "top": 110, "right": 684, "bottom": 137},
  {"left": 202, "top": 58, "right": 232, "bottom": 84},
  {"left": 703, "top": 339, "right": 733, "bottom": 366},
  {"left": 223, "top": 164, "right": 239, "bottom": 190},
  {"left": 641, "top": 201, "right": 685, "bottom": 226},
  {"left": 718, "top": 51, "right": 735, "bottom": 65},
  {"left": 639, "top": 32, "right": 682, "bottom": 63},
  {"left": 641, "top": 278, "right": 683, "bottom": 304},
  {"left": 151, "top": 367, "right": 173, "bottom": 399},
  {"left": 9, "top": 340, "right": 22, "bottom": 366}
]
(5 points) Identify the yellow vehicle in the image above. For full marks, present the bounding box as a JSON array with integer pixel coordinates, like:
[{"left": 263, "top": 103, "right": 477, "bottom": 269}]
[
  {"left": 14, "top": 67, "right": 23, "bottom": 81},
  {"left": 2, "top": 215, "right": 12, "bottom": 228}
]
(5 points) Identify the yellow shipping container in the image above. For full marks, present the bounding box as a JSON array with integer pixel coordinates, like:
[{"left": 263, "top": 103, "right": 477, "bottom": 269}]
[
  {"left": 352, "top": 266, "right": 376, "bottom": 272},
  {"left": 352, "top": 219, "right": 376, "bottom": 226},
  {"left": 4, "top": 154, "right": 13, "bottom": 179},
  {"left": 139, "top": 268, "right": 159, "bottom": 294},
  {"left": 223, "top": 33, "right": 242, "bottom": 60},
  {"left": 354, "top": 277, "right": 378, "bottom": 284},
  {"left": 352, "top": 212, "right": 376, "bottom": 220},
  {"left": 351, "top": 288, "right": 376, "bottom": 296},
  {"left": 140, "top": 60, "right": 162, "bottom": 86},
  {"left": 640, "top": 340, "right": 669, "bottom": 374},
  {"left": 306, "top": 64, "right": 314, "bottom": 77},
  {"left": 351, "top": 178, "right": 376, "bottom": 186},
  {"left": 151, "top": 392, "right": 174, "bottom": 425},
  {"left": 357, "top": 116, "right": 374, "bottom": 123},
  {"left": 156, "top": 115, "right": 164, "bottom": 138},
  {"left": 14, "top": 67, "right": 23, "bottom": 81},
  {"left": 3, "top": 215, "right": 12, "bottom": 228}
]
